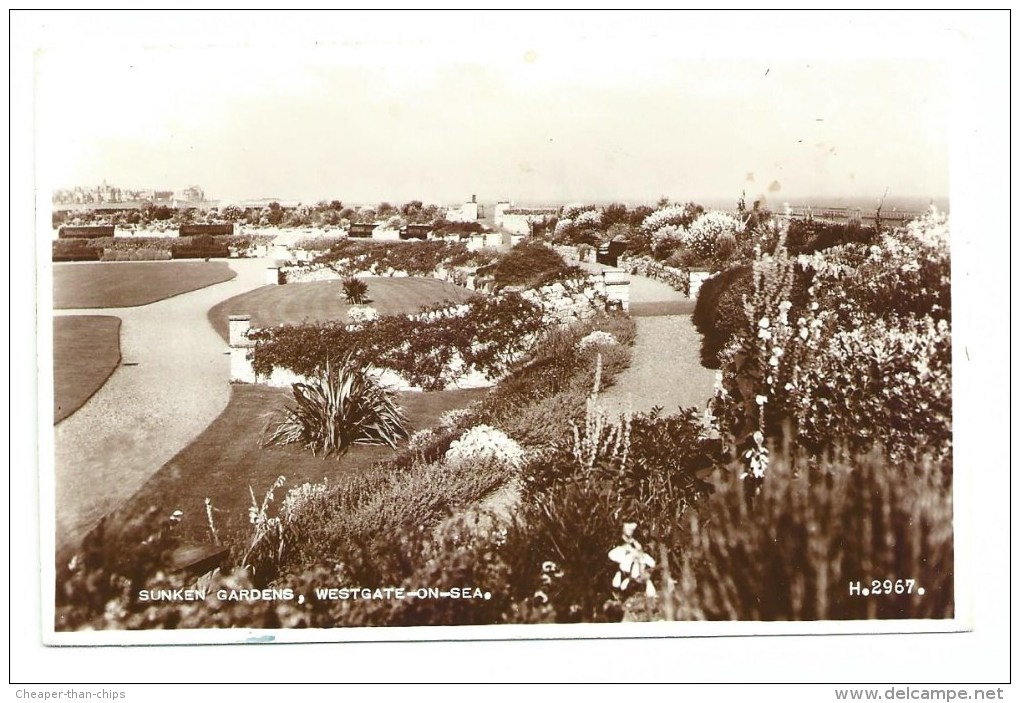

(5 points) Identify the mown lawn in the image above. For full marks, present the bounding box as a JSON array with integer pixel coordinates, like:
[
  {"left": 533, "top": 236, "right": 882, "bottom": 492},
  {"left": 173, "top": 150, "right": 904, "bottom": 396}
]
[
  {"left": 206, "top": 277, "right": 478, "bottom": 343},
  {"left": 118, "top": 383, "right": 490, "bottom": 544},
  {"left": 53, "top": 315, "right": 121, "bottom": 423},
  {"left": 53, "top": 261, "right": 236, "bottom": 309}
]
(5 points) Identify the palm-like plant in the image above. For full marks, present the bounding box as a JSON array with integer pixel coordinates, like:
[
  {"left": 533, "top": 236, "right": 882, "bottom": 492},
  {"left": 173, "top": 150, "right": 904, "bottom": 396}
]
[
  {"left": 261, "top": 354, "right": 409, "bottom": 458},
  {"left": 342, "top": 276, "right": 369, "bottom": 305}
]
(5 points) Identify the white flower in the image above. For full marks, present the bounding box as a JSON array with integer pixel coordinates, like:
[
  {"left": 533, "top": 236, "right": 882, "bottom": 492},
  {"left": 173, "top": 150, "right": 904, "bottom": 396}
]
[
  {"left": 755, "top": 395, "right": 768, "bottom": 405},
  {"left": 445, "top": 424, "right": 526, "bottom": 469},
  {"left": 608, "top": 544, "right": 655, "bottom": 588},
  {"left": 577, "top": 330, "right": 618, "bottom": 351},
  {"left": 759, "top": 317, "right": 770, "bottom": 329}
]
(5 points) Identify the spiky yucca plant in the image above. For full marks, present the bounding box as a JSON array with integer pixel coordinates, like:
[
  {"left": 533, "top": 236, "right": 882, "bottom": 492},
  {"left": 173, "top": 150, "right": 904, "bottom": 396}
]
[
  {"left": 261, "top": 354, "right": 409, "bottom": 458},
  {"left": 342, "top": 276, "right": 369, "bottom": 305}
]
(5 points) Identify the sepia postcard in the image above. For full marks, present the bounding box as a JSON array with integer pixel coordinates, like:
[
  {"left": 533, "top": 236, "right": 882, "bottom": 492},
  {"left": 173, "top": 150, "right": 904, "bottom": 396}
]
[{"left": 12, "top": 9, "right": 1012, "bottom": 684}]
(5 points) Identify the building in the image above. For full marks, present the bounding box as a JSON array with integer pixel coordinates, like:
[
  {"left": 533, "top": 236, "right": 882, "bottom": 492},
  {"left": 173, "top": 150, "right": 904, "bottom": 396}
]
[
  {"left": 444, "top": 195, "right": 481, "bottom": 223},
  {"left": 493, "top": 202, "right": 560, "bottom": 235}
]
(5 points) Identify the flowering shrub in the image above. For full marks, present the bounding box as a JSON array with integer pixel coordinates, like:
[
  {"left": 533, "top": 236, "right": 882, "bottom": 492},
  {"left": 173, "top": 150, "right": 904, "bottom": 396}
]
[
  {"left": 576, "top": 330, "right": 618, "bottom": 351},
  {"left": 313, "top": 239, "right": 468, "bottom": 276},
  {"left": 280, "top": 478, "right": 330, "bottom": 524},
  {"left": 346, "top": 305, "right": 379, "bottom": 325},
  {"left": 445, "top": 424, "right": 527, "bottom": 470},
  {"left": 711, "top": 210, "right": 952, "bottom": 471},
  {"left": 438, "top": 407, "right": 475, "bottom": 430},
  {"left": 680, "top": 211, "right": 740, "bottom": 262},
  {"left": 568, "top": 210, "right": 599, "bottom": 229},
  {"left": 639, "top": 203, "right": 705, "bottom": 260},
  {"left": 640, "top": 203, "right": 701, "bottom": 234},
  {"left": 249, "top": 292, "right": 545, "bottom": 391}
]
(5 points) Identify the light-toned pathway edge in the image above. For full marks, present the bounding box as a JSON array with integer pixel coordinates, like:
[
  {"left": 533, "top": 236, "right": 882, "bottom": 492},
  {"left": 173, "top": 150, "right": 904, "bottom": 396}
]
[{"left": 52, "top": 258, "right": 271, "bottom": 552}]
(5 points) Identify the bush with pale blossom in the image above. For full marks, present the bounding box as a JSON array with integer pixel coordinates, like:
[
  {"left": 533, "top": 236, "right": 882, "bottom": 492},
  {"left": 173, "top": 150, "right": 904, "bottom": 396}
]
[
  {"left": 711, "top": 210, "right": 952, "bottom": 473},
  {"left": 576, "top": 330, "right": 618, "bottom": 351},
  {"left": 553, "top": 217, "right": 574, "bottom": 236},
  {"left": 573, "top": 209, "right": 603, "bottom": 228},
  {"left": 347, "top": 305, "right": 379, "bottom": 324},
  {"left": 444, "top": 424, "right": 526, "bottom": 470},
  {"left": 438, "top": 407, "right": 475, "bottom": 430},
  {"left": 641, "top": 203, "right": 700, "bottom": 233},
  {"left": 281, "top": 479, "right": 330, "bottom": 523},
  {"left": 680, "top": 211, "right": 740, "bottom": 261}
]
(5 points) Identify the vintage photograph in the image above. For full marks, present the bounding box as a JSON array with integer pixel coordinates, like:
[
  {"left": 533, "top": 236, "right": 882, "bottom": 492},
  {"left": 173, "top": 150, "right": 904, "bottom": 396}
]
[{"left": 34, "top": 12, "right": 967, "bottom": 646}]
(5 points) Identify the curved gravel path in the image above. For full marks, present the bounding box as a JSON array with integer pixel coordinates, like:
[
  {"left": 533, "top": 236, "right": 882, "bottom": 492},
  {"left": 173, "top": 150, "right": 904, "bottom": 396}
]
[
  {"left": 576, "top": 261, "right": 717, "bottom": 417},
  {"left": 51, "top": 258, "right": 271, "bottom": 552}
]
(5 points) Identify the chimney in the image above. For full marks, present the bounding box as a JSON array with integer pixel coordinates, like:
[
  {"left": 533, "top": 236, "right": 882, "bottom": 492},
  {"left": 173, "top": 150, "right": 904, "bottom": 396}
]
[{"left": 471, "top": 194, "right": 477, "bottom": 204}]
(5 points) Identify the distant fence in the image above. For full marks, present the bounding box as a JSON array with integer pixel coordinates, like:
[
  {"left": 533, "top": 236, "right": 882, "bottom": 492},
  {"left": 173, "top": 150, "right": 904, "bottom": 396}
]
[
  {"left": 58, "top": 226, "right": 115, "bottom": 239},
  {"left": 179, "top": 224, "right": 235, "bottom": 236},
  {"left": 780, "top": 206, "right": 925, "bottom": 226}
]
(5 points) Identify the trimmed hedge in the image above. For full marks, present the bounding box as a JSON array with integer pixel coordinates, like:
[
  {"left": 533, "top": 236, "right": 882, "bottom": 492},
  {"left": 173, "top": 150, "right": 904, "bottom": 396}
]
[
  {"left": 691, "top": 264, "right": 752, "bottom": 367},
  {"left": 52, "top": 240, "right": 102, "bottom": 262},
  {"left": 59, "top": 226, "right": 114, "bottom": 239},
  {"left": 171, "top": 245, "right": 230, "bottom": 260},
  {"left": 179, "top": 223, "right": 235, "bottom": 236}
]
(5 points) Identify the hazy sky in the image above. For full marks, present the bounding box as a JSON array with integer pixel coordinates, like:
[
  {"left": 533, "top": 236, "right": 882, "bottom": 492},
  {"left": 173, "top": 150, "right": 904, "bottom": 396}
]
[{"left": 35, "top": 13, "right": 951, "bottom": 207}]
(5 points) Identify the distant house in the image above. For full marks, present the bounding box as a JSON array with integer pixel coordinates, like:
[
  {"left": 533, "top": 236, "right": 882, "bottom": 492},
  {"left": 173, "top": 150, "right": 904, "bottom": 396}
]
[
  {"left": 445, "top": 195, "right": 481, "bottom": 223},
  {"left": 494, "top": 202, "right": 560, "bottom": 235}
]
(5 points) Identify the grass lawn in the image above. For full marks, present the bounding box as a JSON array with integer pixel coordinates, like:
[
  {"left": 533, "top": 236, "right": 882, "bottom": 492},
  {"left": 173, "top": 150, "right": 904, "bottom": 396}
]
[
  {"left": 117, "top": 383, "right": 490, "bottom": 544},
  {"left": 54, "top": 261, "right": 236, "bottom": 309},
  {"left": 207, "top": 277, "right": 478, "bottom": 342},
  {"left": 53, "top": 316, "right": 121, "bottom": 423}
]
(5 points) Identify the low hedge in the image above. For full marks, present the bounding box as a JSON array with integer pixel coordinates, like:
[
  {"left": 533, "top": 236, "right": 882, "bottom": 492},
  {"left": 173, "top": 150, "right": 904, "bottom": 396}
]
[
  {"left": 480, "top": 240, "right": 574, "bottom": 291},
  {"left": 691, "top": 264, "right": 752, "bottom": 367},
  {"left": 171, "top": 245, "right": 231, "bottom": 259},
  {"left": 58, "top": 226, "right": 114, "bottom": 239}
]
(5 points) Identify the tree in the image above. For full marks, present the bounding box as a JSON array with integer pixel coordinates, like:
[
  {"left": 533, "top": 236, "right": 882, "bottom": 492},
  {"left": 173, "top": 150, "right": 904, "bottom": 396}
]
[
  {"left": 267, "top": 201, "right": 284, "bottom": 226},
  {"left": 602, "top": 202, "right": 630, "bottom": 228}
]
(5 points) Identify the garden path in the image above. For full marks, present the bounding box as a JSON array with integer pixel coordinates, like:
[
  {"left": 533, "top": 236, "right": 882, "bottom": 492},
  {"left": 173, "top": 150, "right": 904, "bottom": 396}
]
[
  {"left": 576, "top": 261, "right": 717, "bottom": 418},
  {"left": 51, "top": 258, "right": 271, "bottom": 553}
]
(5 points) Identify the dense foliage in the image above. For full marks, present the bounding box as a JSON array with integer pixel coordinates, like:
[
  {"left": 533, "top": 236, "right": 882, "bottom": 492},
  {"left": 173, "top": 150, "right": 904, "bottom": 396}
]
[
  {"left": 671, "top": 444, "right": 953, "bottom": 620},
  {"left": 710, "top": 208, "right": 952, "bottom": 472},
  {"left": 261, "top": 355, "right": 410, "bottom": 458},
  {"left": 248, "top": 292, "right": 547, "bottom": 391},
  {"left": 479, "top": 240, "right": 580, "bottom": 290},
  {"left": 310, "top": 239, "right": 484, "bottom": 277}
]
